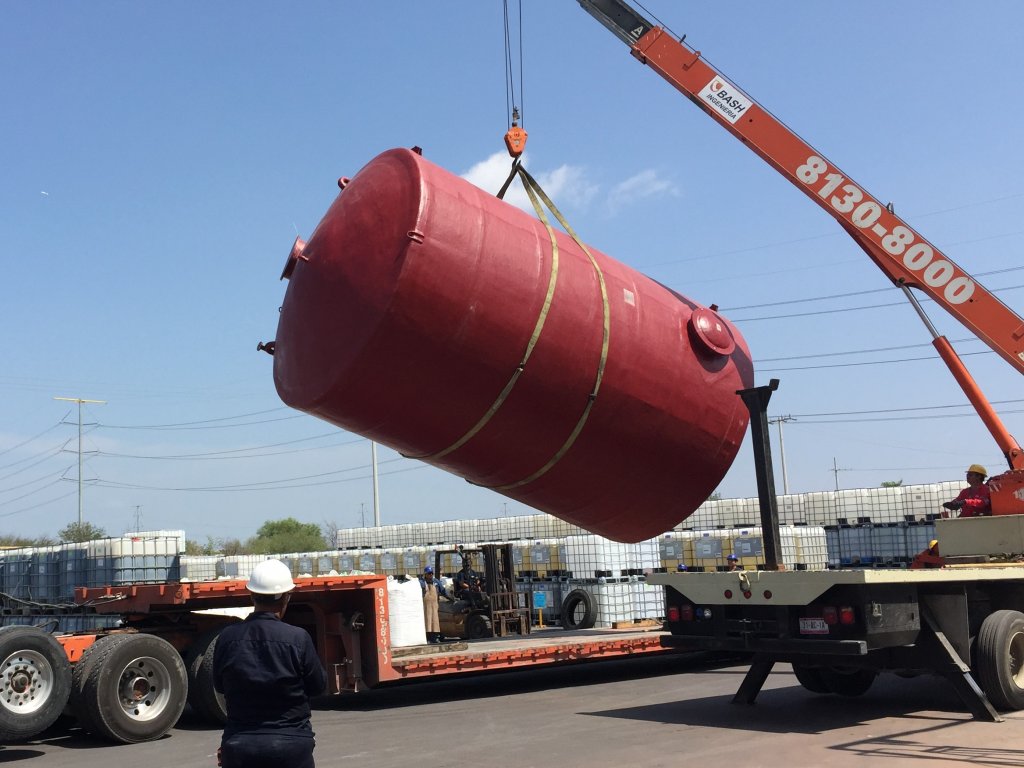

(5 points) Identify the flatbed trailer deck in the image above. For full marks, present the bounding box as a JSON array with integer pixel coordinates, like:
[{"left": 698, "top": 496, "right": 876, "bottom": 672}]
[
  {"left": 390, "top": 627, "right": 671, "bottom": 680},
  {"left": 0, "top": 573, "right": 675, "bottom": 745},
  {"left": 75, "top": 575, "right": 673, "bottom": 688}
]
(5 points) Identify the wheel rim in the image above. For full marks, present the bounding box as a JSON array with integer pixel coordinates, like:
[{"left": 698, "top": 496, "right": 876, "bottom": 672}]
[
  {"left": 1009, "top": 629, "right": 1024, "bottom": 689},
  {"left": 116, "top": 655, "right": 175, "bottom": 723},
  {"left": 1, "top": 649, "right": 55, "bottom": 715}
]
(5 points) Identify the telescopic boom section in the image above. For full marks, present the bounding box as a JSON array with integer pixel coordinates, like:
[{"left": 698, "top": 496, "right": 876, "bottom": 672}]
[{"left": 578, "top": 0, "right": 1024, "bottom": 377}]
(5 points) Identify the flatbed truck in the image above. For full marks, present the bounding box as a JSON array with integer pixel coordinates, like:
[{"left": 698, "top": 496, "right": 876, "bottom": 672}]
[
  {"left": 0, "top": 574, "right": 671, "bottom": 744},
  {"left": 577, "top": 0, "right": 1024, "bottom": 723},
  {"left": 653, "top": 517, "right": 1024, "bottom": 722}
]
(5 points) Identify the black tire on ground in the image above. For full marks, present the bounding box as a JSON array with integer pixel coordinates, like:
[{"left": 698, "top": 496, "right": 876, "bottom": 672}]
[
  {"left": 819, "top": 666, "right": 877, "bottom": 697},
  {"left": 465, "top": 613, "right": 492, "bottom": 639},
  {"left": 72, "top": 633, "right": 187, "bottom": 743},
  {"left": 976, "top": 609, "right": 1024, "bottom": 711},
  {"left": 791, "top": 663, "right": 831, "bottom": 694},
  {"left": 0, "top": 626, "right": 72, "bottom": 743},
  {"left": 561, "top": 589, "right": 597, "bottom": 631},
  {"left": 185, "top": 628, "right": 228, "bottom": 724}
]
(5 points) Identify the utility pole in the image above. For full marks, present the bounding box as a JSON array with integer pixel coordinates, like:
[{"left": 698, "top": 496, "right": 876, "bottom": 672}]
[
  {"left": 54, "top": 396, "right": 105, "bottom": 527},
  {"left": 768, "top": 415, "right": 795, "bottom": 494},
  {"left": 831, "top": 457, "right": 851, "bottom": 491},
  {"left": 370, "top": 441, "right": 381, "bottom": 527},
  {"left": 134, "top": 505, "right": 143, "bottom": 533}
]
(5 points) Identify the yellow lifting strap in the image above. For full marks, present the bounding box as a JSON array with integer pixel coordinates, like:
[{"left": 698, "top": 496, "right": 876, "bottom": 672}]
[{"left": 411, "top": 159, "right": 611, "bottom": 494}]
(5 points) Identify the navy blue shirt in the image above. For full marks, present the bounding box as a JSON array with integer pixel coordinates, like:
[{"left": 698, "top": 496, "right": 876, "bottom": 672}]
[{"left": 213, "top": 611, "right": 327, "bottom": 737}]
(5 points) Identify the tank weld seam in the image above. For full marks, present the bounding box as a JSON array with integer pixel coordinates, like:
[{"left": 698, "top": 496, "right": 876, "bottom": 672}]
[
  {"left": 407, "top": 168, "right": 561, "bottom": 462},
  {"left": 490, "top": 166, "right": 611, "bottom": 492}
]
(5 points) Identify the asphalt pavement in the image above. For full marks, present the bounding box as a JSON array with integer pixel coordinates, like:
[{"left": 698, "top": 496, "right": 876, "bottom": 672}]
[{"left": 4, "top": 654, "right": 1023, "bottom": 767}]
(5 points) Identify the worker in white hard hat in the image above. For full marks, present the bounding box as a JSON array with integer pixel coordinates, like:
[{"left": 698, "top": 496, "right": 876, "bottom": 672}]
[
  {"left": 942, "top": 464, "right": 992, "bottom": 518},
  {"left": 213, "top": 559, "right": 326, "bottom": 768}
]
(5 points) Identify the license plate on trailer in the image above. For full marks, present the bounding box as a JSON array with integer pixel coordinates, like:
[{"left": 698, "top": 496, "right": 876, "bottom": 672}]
[{"left": 799, "top": 618, "right": 829, "bottom": 635}]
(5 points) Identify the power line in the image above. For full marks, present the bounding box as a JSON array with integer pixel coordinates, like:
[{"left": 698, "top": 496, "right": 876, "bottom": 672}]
[
  {"left": 0, "top": 439, "right": 69, "bottom": 472},
  {"left": 0, "top": 465, "right": 75, "bottom": 497},
  {"left": 0, "top": 489, "right": 79, "bottom": 519},
  {"left": 97, "top": 407, "right": 289, "bottom": 429},
  {"left": 97, "top": 435, "right": 365, "bottom": 461},
  {"left": 0, "top": 448, "right": 64, "bottom": 483},
  {"left": 93, "top": 461, "right": 425, "bottom": 493},
  {"left": 786, "top": 398, "right": 1024, "bottom": 419},
  {"left": 758, "top": 349, "right": 992, "bottom": 373},
  {"left": 790, "top": 408, "right": 1024, "bottom": 426},
  {"left": 100, "top": 414, "right": 301, "bottom": 431},
  {"left": 755, "top": 337, "right": 979, "bottom": 363},
  {"left": 723, "top": 265, "right": 1024, "bottom": 311},
  {"left": 732, "top": 284, "right": 1024, "bottom": 323},
  {"left": 0, "top": 421, "right": 64, "bottom": 458}
]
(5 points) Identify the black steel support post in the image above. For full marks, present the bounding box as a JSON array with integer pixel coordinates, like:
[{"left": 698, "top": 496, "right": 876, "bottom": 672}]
[
  {"left": 737, "top": 380, "right": 782, "bottom": 571},
  {"left": 919, "top": 604, "right": 1002, "bottom": 722},
  {"left": 732, "top": 655, "right": 775, "bottom": 706}
]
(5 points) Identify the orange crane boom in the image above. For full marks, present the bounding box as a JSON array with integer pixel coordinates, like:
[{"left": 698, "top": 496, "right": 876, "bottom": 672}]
[{"left": 578, "top": 0, "right": 1024, "bottom": 482}]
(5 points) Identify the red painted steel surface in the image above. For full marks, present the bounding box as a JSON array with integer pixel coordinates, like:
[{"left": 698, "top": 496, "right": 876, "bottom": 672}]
[{"left": 273, "top": 148, "right": 753, "bottom": 541}]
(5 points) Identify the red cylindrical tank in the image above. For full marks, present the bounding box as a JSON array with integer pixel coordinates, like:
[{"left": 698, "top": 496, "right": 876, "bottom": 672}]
[{"left": 273, "top": 148, "right": 753, "bottom": 542}]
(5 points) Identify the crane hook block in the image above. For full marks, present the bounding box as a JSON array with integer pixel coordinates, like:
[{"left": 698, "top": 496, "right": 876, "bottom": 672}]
[{"left": 504, "top": 125, "right": 527, "bottom": 158}]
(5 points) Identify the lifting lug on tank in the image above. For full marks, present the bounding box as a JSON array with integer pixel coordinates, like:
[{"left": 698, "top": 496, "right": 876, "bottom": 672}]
[{"left": 257, "top": 341, "right": 275, "bottom": 356}]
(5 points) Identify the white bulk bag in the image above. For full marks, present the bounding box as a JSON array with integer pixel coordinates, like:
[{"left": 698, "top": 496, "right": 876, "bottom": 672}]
[{"left": 387, "top": 576, "right": 427, "bottom": 647}]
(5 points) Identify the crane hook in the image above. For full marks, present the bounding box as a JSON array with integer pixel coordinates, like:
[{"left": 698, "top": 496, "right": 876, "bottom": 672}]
[{"left": 504, "top": 106, "right": 527, "bottom": 158}]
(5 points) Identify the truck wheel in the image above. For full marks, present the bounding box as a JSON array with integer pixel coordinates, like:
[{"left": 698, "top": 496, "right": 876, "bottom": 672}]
[
  {"left": 791, "top": 663, "right": 830, "bottom": 694},
  {"left": 819, "top": 666, "right": 876, "bottom": 697},
  {"left": 73, "top": 633, "right": 187, "bottom": 743},
  {"left": 976, "top": 609, "right": 1024, "bottom": 711},
  {"left": 185, "top": 628, "right": 228, "bottom": 724},
  {"left": 0, "top": 626, "right": 72, "bottom": 743},
  {"left": 465, "top": 614, "right": 492, "bottom": 639},
  {"left": 561, "top": 589, "right": 597, "bottom": 630}
]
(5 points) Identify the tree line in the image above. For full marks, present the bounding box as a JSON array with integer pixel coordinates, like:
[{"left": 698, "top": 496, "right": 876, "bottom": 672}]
[{"left": 0, "top": 517, "right": 333, "bottom": 555}]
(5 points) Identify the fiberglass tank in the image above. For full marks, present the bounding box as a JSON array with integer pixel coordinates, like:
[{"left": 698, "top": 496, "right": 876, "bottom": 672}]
[{"left": 272, "top": 147, "right": 753, "bottom": 543}]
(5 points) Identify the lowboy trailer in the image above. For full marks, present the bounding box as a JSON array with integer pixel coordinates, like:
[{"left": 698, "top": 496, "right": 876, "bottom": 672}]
[{"left": 0, "top": 574, "right": 672, "bottom": 744}]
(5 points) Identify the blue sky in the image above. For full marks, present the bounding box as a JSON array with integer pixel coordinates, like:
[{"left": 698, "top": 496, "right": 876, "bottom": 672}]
[{"left": 3, "top": 1, "right": 1023, "bottom": 542}]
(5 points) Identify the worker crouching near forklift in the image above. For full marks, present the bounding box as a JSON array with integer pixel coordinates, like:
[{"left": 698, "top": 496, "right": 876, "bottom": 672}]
[
  {"left": 213, "top": 559, "right": 327, "bottom": 768},
  {"left": 419, "top": 566, "right": 450, "bottom": 644},
  {"left": 942, "top": 464, "right": 992, "bottom": 517}
]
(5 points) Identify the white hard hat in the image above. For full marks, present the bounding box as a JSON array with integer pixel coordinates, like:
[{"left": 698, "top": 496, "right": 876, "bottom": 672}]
[{"left": 246, "top": 559, "right": 295, "bottom": 595}]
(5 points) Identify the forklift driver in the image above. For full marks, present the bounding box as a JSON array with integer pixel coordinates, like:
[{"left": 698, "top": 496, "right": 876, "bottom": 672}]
[{"left": 453, "top": 555, "right": 485, "bottom": 608}]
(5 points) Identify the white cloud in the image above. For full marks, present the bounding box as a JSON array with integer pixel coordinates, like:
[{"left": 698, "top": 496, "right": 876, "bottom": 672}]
[
  {"left": 606, "top": 169, "right": 678, "bottom": 212},
  {"left": 461, "top": 151, "right": 598, "bottom": 215}
]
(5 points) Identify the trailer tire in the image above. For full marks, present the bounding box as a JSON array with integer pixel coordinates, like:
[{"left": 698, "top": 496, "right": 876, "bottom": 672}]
[
  {"left": 0, "top": 626, "right": 72, "bottom": 743},
  {"left": 185, "top": 628, "right": 228, "bottom": 724},
  {"left": 465, "top": 613, "right": 492, "bottom": 639},
  {"left": 73, "top": 633, "right": 187, "bottom": 743},
  {"left": 819, "top": 666, "right": 876, "bottom": 697},
  {"left": 791, "top": 663, "right": 830, "bottom": 694},
  {"left": 561, "top": 589, "right": 597, "bottom": 630},
  {"left": 976, "top": 609, "right": 1024, "bottom": 711}
]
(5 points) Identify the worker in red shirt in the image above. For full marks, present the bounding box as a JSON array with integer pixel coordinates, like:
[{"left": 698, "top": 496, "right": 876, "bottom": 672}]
[{"left": 942, "top": 464, "right": 992, "bottom": 517}]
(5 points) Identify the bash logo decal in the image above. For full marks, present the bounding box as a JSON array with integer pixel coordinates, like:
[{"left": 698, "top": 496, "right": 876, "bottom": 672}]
[{"left": 699, "top": 75, "right": 752, "bottom": 124}]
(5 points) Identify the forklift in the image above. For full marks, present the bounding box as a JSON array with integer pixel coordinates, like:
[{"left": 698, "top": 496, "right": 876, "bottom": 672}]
[{"left": 434, "top": 544, "right": 532, "bottom": 639}]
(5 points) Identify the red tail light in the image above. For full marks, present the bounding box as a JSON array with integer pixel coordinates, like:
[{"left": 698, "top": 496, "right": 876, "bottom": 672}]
[
  {"left": 822, "top": 606, "right": 839, "bottom": 625},
  {"left": 679, "top": 604, "right": 694, "bottom": 621},
  {"left": 839, "top": 606, "right": 856, "bottom": 625},
  {"left": 667, "top": 606, "right": 680, "bottom": 622}
]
